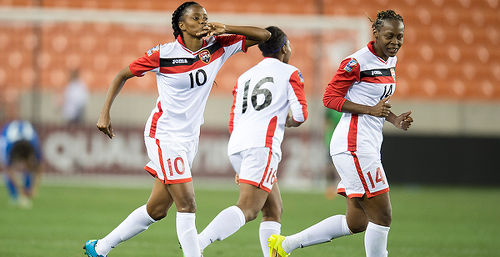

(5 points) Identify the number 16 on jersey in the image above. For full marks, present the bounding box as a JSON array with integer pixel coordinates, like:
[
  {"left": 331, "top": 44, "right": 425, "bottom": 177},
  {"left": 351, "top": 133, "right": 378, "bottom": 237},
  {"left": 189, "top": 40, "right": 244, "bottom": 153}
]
[{"left": 242, "top": 77, "right": 274, "bottom": 113}]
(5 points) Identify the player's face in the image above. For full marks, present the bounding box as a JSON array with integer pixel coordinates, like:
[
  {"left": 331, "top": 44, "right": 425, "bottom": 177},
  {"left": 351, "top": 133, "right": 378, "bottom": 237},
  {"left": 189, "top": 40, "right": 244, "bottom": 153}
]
[
  {"left": 374, "top": 19, "right": 404, "bottom": 60},
  {"left": 282, "top": 40, "right": 292, "bottom": 64},
  {"left": 179, "top": 5, "right": 208, "bottom": 38}
]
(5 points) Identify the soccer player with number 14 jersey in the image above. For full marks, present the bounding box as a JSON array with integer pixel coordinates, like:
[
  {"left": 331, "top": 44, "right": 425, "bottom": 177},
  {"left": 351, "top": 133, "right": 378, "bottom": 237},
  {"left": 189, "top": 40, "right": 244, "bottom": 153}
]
[{"left": 269, "top": 10, "right": 413, "bottom": 257}]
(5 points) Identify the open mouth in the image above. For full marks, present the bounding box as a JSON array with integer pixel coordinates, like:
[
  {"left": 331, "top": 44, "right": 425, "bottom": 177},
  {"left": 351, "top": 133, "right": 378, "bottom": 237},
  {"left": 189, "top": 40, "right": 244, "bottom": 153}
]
[{"left": 387, "top": 48, "right": 399, "bottom": 55}]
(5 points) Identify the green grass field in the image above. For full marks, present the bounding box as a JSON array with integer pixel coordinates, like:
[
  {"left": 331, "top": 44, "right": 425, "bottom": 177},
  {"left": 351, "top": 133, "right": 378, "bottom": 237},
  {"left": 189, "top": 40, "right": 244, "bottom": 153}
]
[{"left": 1, "top": 183, "right": 499, "bottom": 257}]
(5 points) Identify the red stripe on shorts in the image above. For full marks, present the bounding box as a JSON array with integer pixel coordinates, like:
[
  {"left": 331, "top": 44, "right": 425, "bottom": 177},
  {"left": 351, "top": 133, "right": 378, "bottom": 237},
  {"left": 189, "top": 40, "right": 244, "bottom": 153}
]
[
  {"left": 149, "top": 101, "right": 163, "bottom": 138},
  {"left": 348, "top": 114, "right": 358, "bottom": 151},
  {"left": 155, "top": 139, "right": 167, "bottom": 183},
  {"left": 258, "top": 149, "right": 273, "bottom": 190},
  {"left": 350, "top": 151, "right": 371, "bottom": 196}
]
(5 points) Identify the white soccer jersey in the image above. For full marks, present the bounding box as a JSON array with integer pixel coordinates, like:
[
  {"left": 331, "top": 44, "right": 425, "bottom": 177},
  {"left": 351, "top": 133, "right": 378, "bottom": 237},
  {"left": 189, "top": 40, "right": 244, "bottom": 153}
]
[
  {"left": 228, "top": 58, "right": 308, "bottom": 158},
  {"left": 323, "top": 41, "right": 397, "bottom": 155},
  {"left": 129, "top": 35, "right": 247, "bottom": 142}
]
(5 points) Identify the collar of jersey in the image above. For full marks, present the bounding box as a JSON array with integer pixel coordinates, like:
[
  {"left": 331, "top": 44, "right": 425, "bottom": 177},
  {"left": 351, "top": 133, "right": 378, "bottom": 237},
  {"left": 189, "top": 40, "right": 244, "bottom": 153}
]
[
  {"left": 367, "top": 41, "right": 388, "bottom": 64},
  {"left": 177, "top": 35, "right": 209, "bottom": 55}
]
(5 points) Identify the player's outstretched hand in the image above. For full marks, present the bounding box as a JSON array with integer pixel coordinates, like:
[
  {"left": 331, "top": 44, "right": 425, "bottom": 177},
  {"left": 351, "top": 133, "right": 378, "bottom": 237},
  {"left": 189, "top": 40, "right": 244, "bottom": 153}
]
[
  {"left": 369, "top": 96, "right": 391, "bottom": 117},
  {"left": 197, "top": 22, "right": 226, "bottom": 37},
  {"left": 393, "top": 111, "right": 413, "bottom": 130},
  {"left": 97, "top": 114, "right": 114, "bottom": 139}
]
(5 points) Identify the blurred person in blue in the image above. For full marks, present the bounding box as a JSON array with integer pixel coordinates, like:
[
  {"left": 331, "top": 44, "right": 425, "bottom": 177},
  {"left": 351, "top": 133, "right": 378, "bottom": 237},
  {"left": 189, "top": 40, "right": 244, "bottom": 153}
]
[{"left": 0, "top": 120, "right": 42, "bottom": 208}]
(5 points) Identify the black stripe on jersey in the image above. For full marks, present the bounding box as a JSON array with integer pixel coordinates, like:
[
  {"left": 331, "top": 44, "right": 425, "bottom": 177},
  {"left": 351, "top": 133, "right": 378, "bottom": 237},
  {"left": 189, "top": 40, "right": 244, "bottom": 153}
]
[
  {"left": 360, "top": 68, "right": 394, "bottom": 78},
  {"left": 159, "top": 42, "right": 223, "bottom": 67},
  {"left": 160, "top": 57, "right": 197, "bottom": 67}
]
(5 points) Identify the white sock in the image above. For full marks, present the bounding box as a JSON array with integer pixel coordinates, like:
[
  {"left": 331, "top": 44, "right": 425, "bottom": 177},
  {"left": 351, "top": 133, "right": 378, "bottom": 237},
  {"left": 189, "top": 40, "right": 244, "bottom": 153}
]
[
  {"left": 282, "top": 215, "right": 351, "bottom": 253},
  {"left": 365, "top": 222, "right": 390, "bottom": 257},
  {"left": 198, "top": 206, "right": 246, "bottom": 251},
  {"left": 96, "top": 205, "right": 156, "bottom": 255},
  {"left": 177, "top": 212, "right": 201, "bottom": 257},
  {"left": 259, "top": 221, "right": 281, "bottom": 257}
]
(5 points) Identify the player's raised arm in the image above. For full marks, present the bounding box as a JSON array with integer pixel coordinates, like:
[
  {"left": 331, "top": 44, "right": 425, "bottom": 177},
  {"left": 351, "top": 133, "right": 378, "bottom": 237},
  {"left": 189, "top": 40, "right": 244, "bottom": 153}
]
[
  {"left": 197, "top": 22, "right": 271, "bottom": 48},
  {"left": 96, "top": 67, "right": 134, "bottom": 139}
]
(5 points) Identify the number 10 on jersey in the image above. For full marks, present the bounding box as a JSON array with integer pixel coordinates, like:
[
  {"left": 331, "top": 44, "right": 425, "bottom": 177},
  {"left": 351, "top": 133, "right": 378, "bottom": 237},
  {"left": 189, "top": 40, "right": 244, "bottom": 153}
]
[{"left": 189, "top": 69, "right": 207, "bottom": 88}]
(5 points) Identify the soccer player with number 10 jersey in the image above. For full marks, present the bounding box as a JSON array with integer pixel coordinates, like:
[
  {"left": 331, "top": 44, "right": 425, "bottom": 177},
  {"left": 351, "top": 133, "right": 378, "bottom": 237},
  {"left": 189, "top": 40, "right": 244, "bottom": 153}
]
[{"left": 83, "top": 2, "right": 270, "bottom": 257}]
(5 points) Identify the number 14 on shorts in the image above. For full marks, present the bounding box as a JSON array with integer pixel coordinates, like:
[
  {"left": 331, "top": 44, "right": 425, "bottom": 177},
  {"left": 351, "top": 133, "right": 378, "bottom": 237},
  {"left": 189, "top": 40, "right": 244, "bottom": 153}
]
[{"left": 367, "top": 168, "right": 385, "bottom": 189}]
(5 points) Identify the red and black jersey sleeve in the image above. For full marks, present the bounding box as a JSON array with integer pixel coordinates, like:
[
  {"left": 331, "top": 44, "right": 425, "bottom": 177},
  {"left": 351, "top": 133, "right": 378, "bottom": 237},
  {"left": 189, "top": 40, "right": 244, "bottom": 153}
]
[
  {"left": 129, "top": 45, "right": 161, "bottom": 77},
  {"left": 323, "top": 58, "right": 360, "bottom": 112},
  {"left": 215, "top": 35, "right": 247, "bottom": 53}
]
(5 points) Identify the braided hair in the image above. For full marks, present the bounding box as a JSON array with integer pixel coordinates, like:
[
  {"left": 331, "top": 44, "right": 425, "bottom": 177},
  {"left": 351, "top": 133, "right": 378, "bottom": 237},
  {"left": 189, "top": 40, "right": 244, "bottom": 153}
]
[
  {"left": 258, "top": 26, "right": 287, "bottom": 57},
  {"left": 171, "top": 1, "right": 199, "bottom": 39},
  {"left": 371, "top": 10, "right": 404, "bottom": 31}
]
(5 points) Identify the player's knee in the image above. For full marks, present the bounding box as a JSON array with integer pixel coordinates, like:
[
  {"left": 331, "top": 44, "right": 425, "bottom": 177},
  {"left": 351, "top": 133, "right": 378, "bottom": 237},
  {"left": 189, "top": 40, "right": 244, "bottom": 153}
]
[
  {"left": 241, "top": 207, "right": 260, "bottom": 222},
  {"left": 261, "top": 205, "right": 282, "bottom": 222},
  {"left": 377, "top": 210, "right": 392, "bottom": 226},
  {"left": 148, "top": 206, "right": 168, "bottom": 220},
  {"left": 177, "top": 201, "right": 197, "bottom": 213},
  {"left": 347, "top": 219, "right": 368, "bottom": 234},
  {"left": 349, "top": 223, "right": 368, "bottom": 234}
]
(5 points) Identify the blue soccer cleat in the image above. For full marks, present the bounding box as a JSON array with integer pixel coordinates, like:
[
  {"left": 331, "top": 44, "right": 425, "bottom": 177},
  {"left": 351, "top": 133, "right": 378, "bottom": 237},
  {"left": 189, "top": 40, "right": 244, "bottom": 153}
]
[{"left": 83, "top": 240, "right": 106, "bottom": 257}]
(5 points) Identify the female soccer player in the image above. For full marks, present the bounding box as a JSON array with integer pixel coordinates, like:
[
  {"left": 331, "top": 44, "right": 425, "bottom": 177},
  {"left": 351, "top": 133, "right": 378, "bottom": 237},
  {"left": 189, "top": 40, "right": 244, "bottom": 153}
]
[
  {"left": 269, "top": 10, "right": 413, "bottom": 257},
  {"left": 83, "top": 2, "right": 270, "bottom": 257},
  {"left": 197, "top": 26, "right": 307, "bottom": 257}
]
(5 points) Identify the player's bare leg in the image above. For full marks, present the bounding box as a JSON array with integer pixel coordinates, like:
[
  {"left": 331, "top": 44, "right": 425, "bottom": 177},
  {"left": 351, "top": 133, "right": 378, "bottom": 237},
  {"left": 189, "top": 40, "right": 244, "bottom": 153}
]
[
  {"left": 346, "top": 196, "right": 368, "bottom": 233},
  {"left": 357, "top": 192, "right": 392, "bottom": 257},
  {"left": 167, "top": 181, "right": 201, "bottom": 257},
  {"left": 237, "top": 183, "right": 271, "bottom": 222},
  {"left": 260, "top": 183, "right": 282, "bottom": 257},
  {"left": 146, "top": 178, "right": 175, "bottom": 219}
]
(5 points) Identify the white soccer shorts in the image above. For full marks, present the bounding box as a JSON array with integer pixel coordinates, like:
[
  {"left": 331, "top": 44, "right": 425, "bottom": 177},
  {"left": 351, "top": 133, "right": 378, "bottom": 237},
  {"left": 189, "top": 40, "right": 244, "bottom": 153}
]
[
  {"left": 144, "top": 137, "right": 197, "bottom": 184},
  {"left": 229, "top": 147, "right": 280, "bottom": 193},
  {"left": 332, "top": 151, "right": 389, "bottom": 198}
]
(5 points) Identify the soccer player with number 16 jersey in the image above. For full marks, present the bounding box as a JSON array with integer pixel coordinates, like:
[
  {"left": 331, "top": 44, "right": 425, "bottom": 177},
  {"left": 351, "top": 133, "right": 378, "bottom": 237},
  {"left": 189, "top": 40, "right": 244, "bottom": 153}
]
[{"left": 198, "top": 26, "right": 307, "bottom": 257}]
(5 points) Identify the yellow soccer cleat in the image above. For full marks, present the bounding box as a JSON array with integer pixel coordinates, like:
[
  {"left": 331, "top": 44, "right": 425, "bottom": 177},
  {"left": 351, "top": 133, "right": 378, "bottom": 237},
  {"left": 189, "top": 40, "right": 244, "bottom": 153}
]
[{"left": 268, "top": 234, "right": 290, "bottom": 257}]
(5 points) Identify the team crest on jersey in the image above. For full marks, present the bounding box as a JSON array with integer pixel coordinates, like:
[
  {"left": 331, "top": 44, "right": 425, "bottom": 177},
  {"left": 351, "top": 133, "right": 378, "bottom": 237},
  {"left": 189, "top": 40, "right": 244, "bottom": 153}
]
[
  {"left": 198, "top": 49, "right": 211, "bottom": 64},
  {"left": 147, "top": 45, "right": 159, "bottom": 56},
  {"left": 344, "top": 58, "right": 358, "bottom": 72},
  {"left": 390, "top": 68, "right": 396, "bottom": 81}
]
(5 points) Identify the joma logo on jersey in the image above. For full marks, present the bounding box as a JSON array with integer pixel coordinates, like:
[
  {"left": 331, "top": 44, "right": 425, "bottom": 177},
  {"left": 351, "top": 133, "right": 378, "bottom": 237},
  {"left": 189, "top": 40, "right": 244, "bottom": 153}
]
[
  {"left": 172, "top": 59, "right": 189, "bottom": 65},
  {"left": 198, "top": 50, "right": 211, "bottom": 64},
  {"left": 372, "top": 70, "right": 383, "bottom": 76}
]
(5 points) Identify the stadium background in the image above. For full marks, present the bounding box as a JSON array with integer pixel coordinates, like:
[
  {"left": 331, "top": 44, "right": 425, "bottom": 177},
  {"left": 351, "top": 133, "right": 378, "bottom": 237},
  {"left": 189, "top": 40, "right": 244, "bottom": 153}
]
[
  {"left": 1, "top": 1, "right": 500, "bottom": 257},
  {"left": 1, "top": 0, "right": 499, "bottom": 187}
]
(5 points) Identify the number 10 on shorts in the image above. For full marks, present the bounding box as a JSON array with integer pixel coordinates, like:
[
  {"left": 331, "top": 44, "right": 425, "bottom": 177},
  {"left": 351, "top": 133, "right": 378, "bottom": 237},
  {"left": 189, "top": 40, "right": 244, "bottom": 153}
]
[
  {"left": 367, "top": 167, "right": 386, "bottom": 189},
  {"left": 167, "top": 157, "right": 185, "bottom": 176}
]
